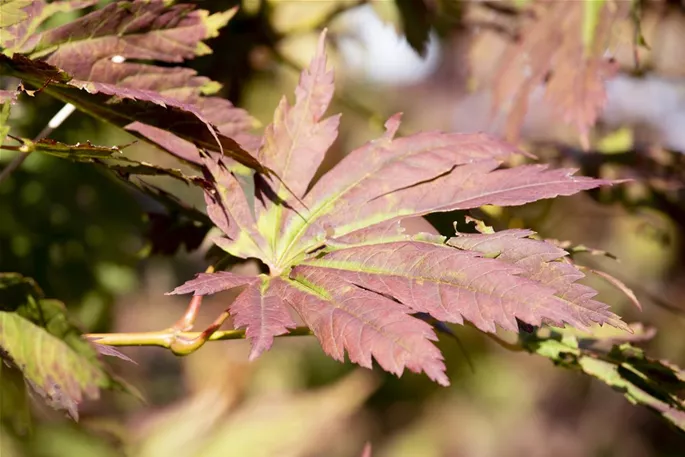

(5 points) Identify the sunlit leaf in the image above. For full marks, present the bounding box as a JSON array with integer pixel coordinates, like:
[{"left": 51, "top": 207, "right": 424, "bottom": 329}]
[
  {"left": 0, "top": 0, "right": 95, "bottom": 50},
  {"left": 255, "top": 30, "right": 339, "bottom": 249},
  {"left": 170, "top": 30, "right": 626, "bottom": 386}
]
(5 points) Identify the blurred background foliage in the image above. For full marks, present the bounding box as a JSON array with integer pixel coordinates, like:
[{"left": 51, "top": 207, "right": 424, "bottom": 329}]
[{"left": 2, "top": 0, "right": 685, "bottom": 455}]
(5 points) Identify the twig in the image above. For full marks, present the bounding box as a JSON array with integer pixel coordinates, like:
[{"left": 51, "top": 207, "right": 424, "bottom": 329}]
[
  {"left": 86, "top": 326, "right": 313, "bottom": 352},
  {"left": 0, "top": 103, "right": 75, "bottom": 184},
  {"left": 85, "top": 263, "right": 313, "bottom": 355}
]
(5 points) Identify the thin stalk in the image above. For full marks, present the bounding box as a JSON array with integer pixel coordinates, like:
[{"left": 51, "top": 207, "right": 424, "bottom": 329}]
[
  {"left": 170, "top": 265, "right": 215, "bottom": 331},
  {"left": 0, "top": 103, "right": 75, "bottom": 184}
]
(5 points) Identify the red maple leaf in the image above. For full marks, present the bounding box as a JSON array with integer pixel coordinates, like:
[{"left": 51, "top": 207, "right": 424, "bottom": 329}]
[{"left": 169, "top": 30, "right": 627, "bottom": 386}]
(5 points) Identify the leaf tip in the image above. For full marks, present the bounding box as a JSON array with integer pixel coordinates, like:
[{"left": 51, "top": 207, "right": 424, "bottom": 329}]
[
  {"left": 247, "top": 344, "right": 268, "bottom": 362},
  {"left": 318, "top": 28, "right": 329, "bottom": 47}
]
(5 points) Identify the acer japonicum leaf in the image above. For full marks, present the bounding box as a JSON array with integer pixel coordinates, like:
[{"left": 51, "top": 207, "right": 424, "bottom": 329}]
[
  {"left": 491, "top": 1, "right": 625, "bottom": 145},
  {"left": 284, "top": 270, "right": 448, "bottom": 385},
  {"left": 0, "top": 1, "right": 262, "bottom": 170},
  {"left": 170, "top": 30, "right": 627, "bottom": 385}
]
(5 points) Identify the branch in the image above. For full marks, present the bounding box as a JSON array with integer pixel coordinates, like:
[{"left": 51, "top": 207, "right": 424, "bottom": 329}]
[{"left": 86, "top": 326, "right": 313, "bottom": 353}]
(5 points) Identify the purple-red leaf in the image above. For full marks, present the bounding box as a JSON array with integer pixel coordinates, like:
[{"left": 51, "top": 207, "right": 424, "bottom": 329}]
[
  {"left": 278, "top": 115, "right": 529, "bottom": 259},
  {"left": 255, "top": 30, "right": 340, "bottom": 252},
  {"left": 168, "top": 30, "right": 628, "bottom": 386},
  {"left": 286, "top": 139, "right": 617, "bottom": 260},
  {"left": 1, "top": 1, "right": 263, "bottom": 169},
  {"left": 0, "top": 0, "right": 95, "bottom": 50}
]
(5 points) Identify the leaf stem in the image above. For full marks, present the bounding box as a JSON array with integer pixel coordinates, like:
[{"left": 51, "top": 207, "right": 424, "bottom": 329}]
[{"left": 170, "top": 265, "right": 215, "bottom": 331}]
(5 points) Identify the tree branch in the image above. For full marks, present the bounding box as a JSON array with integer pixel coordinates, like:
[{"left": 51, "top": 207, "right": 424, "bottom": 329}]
[{"left": 86, "top": 326, "right": 313, "bottom": 353}]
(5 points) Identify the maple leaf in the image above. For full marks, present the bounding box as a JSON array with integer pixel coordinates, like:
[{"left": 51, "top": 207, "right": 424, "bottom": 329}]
[
  {"left": 169, "top": 30, "right": 627, "bottom": 386},
  {"left": 490, "top": 0, "right": 625, "bottom": 146},
  {"left": 0, "top": 0, "right": 260, "bottom": 169}
]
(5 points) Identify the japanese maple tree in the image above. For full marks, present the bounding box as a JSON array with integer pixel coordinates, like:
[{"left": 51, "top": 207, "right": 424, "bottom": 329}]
[{"left": 168, "top": 31, "right": 626, "bottom": 385}]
